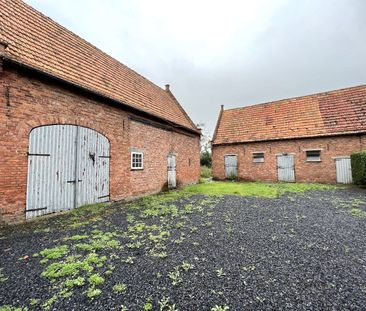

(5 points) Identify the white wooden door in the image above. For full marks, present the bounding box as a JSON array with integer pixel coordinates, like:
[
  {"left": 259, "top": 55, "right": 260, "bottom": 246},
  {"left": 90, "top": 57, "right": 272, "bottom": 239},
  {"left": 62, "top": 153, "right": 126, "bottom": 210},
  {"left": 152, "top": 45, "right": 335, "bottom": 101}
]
[
  {"left": 26, "top": 125, "right": 77, "bottom": 219},
  {"left": 336, "top": 157, "right": 352, "bottom": 184},
  {"left": 167, "top": 154, "right": 177, "bottom": 188},
  {"left": 277, "top": 154, "right": 295, "bottom": 182},
  {"left": 76, "top": 126, "right": 110, "bottom": 206},
  {"left": 26, "top": 125, "right": 110, "bottom": 219},
  {"left": 225, "top": 155, "right": 238, "bottom": 179}
]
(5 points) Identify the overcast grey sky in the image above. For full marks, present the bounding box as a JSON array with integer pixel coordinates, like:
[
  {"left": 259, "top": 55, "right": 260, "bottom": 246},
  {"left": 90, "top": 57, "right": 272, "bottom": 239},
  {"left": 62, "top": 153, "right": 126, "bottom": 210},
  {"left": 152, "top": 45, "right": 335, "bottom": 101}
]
[{"left": 26, "top": 0, "right": 366, "bottom": 136}]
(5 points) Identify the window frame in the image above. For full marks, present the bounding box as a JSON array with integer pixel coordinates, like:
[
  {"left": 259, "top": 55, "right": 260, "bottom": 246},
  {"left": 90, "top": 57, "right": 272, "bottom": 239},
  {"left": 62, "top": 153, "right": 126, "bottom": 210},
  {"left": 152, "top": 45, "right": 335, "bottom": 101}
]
[
  {"left": 305, "top": 149, "right": 321, "bottom": 162},
  {"left": 131, "top": 152, "right": 144, "bottom": 170},
  {"left": 252, "top": 152, "right": 265, "bottom": 163}
]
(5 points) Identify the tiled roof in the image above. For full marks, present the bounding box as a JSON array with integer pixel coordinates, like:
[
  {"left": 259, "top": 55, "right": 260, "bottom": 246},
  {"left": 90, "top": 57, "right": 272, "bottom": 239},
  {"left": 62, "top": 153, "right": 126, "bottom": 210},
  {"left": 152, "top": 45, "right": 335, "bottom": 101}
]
[
  {"left": 213, "top": 84, "right": 366, "bottom": 145},
  {"left": 0, "top": 0, "right": 198, "bottom": 132}
]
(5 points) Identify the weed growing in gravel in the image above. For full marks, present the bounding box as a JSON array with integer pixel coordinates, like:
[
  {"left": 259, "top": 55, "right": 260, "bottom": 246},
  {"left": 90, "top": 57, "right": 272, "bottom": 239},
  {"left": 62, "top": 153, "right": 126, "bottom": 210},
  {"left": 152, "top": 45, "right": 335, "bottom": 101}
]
[
  {"left": 88, "top": 273, "right": 104, "bottom": 286},
  {"left": 0, "top": 268, "right": 8, "bottom": 283},
  {"left": 41, "top": 295, "right": 58, "bottom": 310},
  {"left": 64, "top": 277, "right": 85, "bottom": 289},
  {"left": 181, "top": 261, "right": 194, "bottom": 271},
  {"left": 168, "top": 267, "right": 182, "bottom": 286},
  {"left": 29, "top": 299, "right": 40, "bottom": 306},
  {"left": 216, "top": 268, "right": 226, "bottom": 277},
  {"left": 86, "top": 287, "right": 102, "bottom": 299},
  {"left": 158, "top": 297, "right": 178, "bottom": 311},
  {"left": 0, "top": 306, "right": 29, "bottom": 311},
  {"left": 351, "top": 208, "right": 366, "bottom": 217},
  {"left": 211, "top": 306, "right": 229, "bottom": 311},
  {"left": 113, "top": 283, "right": 127, "bottom": 293},
  {"left": 242, "top": 264, "right": 256, "bottom": 272},
  {"left": 143, "top": 296, "right": 153, "bottom": 311},
  {"left": 39, "top": 245, "right": 69, "bottom": 261}
]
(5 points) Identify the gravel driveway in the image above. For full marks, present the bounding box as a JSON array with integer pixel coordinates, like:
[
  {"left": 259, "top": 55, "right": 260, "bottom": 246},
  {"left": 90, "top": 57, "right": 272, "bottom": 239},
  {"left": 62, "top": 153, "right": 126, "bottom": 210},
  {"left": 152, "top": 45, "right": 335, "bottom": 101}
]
[{"left": 1, "top": 187, "right": 366, "bottom": 310}]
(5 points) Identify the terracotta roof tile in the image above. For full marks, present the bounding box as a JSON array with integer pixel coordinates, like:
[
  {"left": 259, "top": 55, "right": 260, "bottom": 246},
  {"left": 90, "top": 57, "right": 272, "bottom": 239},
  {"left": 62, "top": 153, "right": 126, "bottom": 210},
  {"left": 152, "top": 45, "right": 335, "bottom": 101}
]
[
  {"left": 0, "top": 0, "right": 198, "bottom": 132},
  {"left": 213, "top": 84, "right": 366, "bottom": 144}
]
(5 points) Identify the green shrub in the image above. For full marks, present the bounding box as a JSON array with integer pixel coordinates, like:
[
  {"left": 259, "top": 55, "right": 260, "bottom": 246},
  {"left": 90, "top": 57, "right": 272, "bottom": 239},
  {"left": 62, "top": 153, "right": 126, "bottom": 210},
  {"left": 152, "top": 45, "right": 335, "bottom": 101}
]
[
  {"left": 200, "top": 151, "right": 212, "bottom": 167},
  {"left": 200, "top": 166, "right": 212, "bottom": 178},
  {"left": 351, "top": 151, "right": 366, "bottom": 185}
]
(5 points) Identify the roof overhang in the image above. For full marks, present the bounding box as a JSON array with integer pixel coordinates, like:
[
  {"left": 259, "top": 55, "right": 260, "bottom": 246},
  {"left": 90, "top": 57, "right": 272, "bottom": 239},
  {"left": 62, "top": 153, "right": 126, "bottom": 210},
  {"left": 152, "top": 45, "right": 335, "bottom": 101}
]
[
  {"left": 2, "top": 56, "right": 201, "bottom": 136},
  {"left": 212, "top": 130, "right": 366, "bottom": 146}
]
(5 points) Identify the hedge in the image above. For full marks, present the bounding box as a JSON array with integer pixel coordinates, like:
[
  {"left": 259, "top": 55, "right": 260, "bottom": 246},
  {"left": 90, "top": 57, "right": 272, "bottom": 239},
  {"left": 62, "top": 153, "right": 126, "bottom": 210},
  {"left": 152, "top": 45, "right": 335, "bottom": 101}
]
[{"left": 351, "top": 151, "right": 366, "bottom": 185}]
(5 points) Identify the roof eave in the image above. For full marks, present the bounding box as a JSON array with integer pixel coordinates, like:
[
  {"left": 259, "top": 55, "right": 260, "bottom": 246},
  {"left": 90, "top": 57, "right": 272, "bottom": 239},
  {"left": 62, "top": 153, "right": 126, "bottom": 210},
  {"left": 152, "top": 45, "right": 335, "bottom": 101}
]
[
  {"left": 212, "top": 130, "right": 366, "bottom": 146},
  {"left": 3, "top": 56, "right": 201, "bottom": 136}
]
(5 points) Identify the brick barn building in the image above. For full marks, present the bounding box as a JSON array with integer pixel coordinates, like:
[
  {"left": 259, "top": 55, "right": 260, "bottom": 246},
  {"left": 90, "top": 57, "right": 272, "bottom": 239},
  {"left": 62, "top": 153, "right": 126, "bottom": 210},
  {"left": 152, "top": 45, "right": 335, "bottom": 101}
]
[
  {"left": 212, "top": 85, "right": 366, "bottom": 184},
  {"left": 0, "top": 1, "right": 200, "bottom": 224}
]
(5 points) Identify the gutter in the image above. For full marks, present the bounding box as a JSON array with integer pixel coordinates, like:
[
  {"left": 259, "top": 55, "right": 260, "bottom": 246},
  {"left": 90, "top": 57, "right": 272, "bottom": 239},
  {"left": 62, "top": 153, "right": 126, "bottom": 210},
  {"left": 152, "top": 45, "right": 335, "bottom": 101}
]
[{"left": 1, "top": 56, "right": 201, "bottom": 136}]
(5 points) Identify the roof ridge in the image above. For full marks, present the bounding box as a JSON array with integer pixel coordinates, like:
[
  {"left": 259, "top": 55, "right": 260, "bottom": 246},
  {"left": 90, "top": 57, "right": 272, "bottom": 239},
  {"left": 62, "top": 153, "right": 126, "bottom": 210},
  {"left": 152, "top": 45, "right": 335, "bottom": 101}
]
[{"left": 223, "top": 83, "right": 366, "bottom": 112}]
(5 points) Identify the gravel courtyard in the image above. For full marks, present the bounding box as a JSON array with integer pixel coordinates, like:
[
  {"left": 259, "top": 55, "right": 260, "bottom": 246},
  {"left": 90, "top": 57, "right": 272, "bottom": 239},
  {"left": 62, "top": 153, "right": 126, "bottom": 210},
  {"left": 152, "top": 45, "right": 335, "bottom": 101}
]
[{"left": 1, "top": 183, "right": 366, "bottom": 310}]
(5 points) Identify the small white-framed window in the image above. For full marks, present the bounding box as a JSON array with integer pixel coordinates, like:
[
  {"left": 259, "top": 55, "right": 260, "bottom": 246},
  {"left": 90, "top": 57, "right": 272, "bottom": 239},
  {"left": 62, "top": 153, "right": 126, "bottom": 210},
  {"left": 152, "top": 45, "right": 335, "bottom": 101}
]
[
  {"left": 252, "top": 152, "right": 265, "bottom": 163},
  {"left": 131, "top": 152, "right": 144, "bottom": 170},
  {"left": 306, "top": 150, "right": 321, "bottom": 162}
]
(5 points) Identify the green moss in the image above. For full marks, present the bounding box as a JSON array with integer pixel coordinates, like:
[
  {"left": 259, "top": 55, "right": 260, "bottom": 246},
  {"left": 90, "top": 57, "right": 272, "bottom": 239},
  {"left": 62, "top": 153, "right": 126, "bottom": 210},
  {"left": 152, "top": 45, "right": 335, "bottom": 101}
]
[
  {"left": 40, "top": 245, "right": 68, "bottom": 260},
  {"left": 64, "top": 235, "right": 89, "bottom": 241},
  {"left": 64, "top": 277, "right": 85, "bottom": 289},
  {"left": 88, "top": 273, "right": 104, "bottom": 286},
  {"left": 86, "top": 287, "right": 102, "bottom": 299},
  {"left": 112, "top": 283, "right": 127, "bottom": 293},
  {"left": 41, "top": 260, "right": 93, "bottom": 279}
]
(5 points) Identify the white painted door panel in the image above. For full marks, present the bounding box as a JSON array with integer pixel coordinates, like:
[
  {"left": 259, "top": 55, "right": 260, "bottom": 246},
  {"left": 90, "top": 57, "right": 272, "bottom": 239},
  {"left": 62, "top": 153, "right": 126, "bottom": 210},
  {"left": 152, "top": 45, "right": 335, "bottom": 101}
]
[
  {"left": 277, "top": 154, "right": 295, "bottom": 182},
  {"left": 336, "top": 157, "right": 352, "bottom": 184},
  {"left": 26, "top": 125, "right": 110, "bottom": 219}
]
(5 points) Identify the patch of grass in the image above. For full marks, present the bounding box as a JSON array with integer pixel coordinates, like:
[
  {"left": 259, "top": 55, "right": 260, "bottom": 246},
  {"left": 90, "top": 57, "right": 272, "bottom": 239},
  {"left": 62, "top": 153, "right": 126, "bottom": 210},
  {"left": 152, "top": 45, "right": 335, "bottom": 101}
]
[
  {"left": 351, "top": 208, "right": 366, "bottom": 218},
  {"left": 64, "top": 235, "right": 89, "bottom": 241},
  {"left": 88, "top": 273, "right": 104, "bottom": 286},
  {"left": 41, "top": 260, "right": 93, "bottom": 279},
  {"left": 86, "top": 287, "right": 102, "bottom": 299},
  {"left": 143, "top": 296, "right": 153, "bottom": 311},
  {"left": 211, "top": 306, "right": 230, "bottom": 311},
  {"left": 64, "top": 277, "right": 85, "bottom": 289},
  {"left": 42, "top": 295, "right": 58, "bottom": 310},
  {"left": 39, "top": 245, "right": 68, "bottom": 260},
  {"left": 180, "top": 181, "right": 336, "bottom": 198},
  {"left": 113, "top": 283, "right": 127, "bottom": 293},
  {"left": 0, "top": 306, "right": 28, "bottom": 311}
]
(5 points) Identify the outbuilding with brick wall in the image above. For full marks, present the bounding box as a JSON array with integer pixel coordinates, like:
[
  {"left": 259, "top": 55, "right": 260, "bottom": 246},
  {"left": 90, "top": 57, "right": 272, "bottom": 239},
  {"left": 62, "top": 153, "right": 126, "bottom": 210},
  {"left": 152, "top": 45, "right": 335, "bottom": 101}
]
[
  {"left": 212, "top": 85, "right": 366, "bottom": 184},
  {"left": 0, "top": 1, "right": 200, "bottom": 224}
]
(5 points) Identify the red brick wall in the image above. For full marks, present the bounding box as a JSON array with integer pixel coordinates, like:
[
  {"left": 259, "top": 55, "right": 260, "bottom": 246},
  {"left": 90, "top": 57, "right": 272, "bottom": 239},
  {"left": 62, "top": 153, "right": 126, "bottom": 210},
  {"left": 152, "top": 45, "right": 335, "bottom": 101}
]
[
  {"left": 129, "top": 120, "right": 200, "bottom": 196},
  {"left": 0, "top": 65, "right": 200, "bottom": 223},
  {"left": 212, "top": 135, "right": 366, "bottom": 183}
]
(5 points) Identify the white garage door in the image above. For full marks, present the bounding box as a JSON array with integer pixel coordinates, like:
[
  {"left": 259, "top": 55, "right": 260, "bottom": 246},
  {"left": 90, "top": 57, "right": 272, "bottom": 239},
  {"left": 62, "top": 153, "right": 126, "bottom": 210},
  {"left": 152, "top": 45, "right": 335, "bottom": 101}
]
[{"left": 26, "top": 125, "right": 110, "bottom": 219}]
